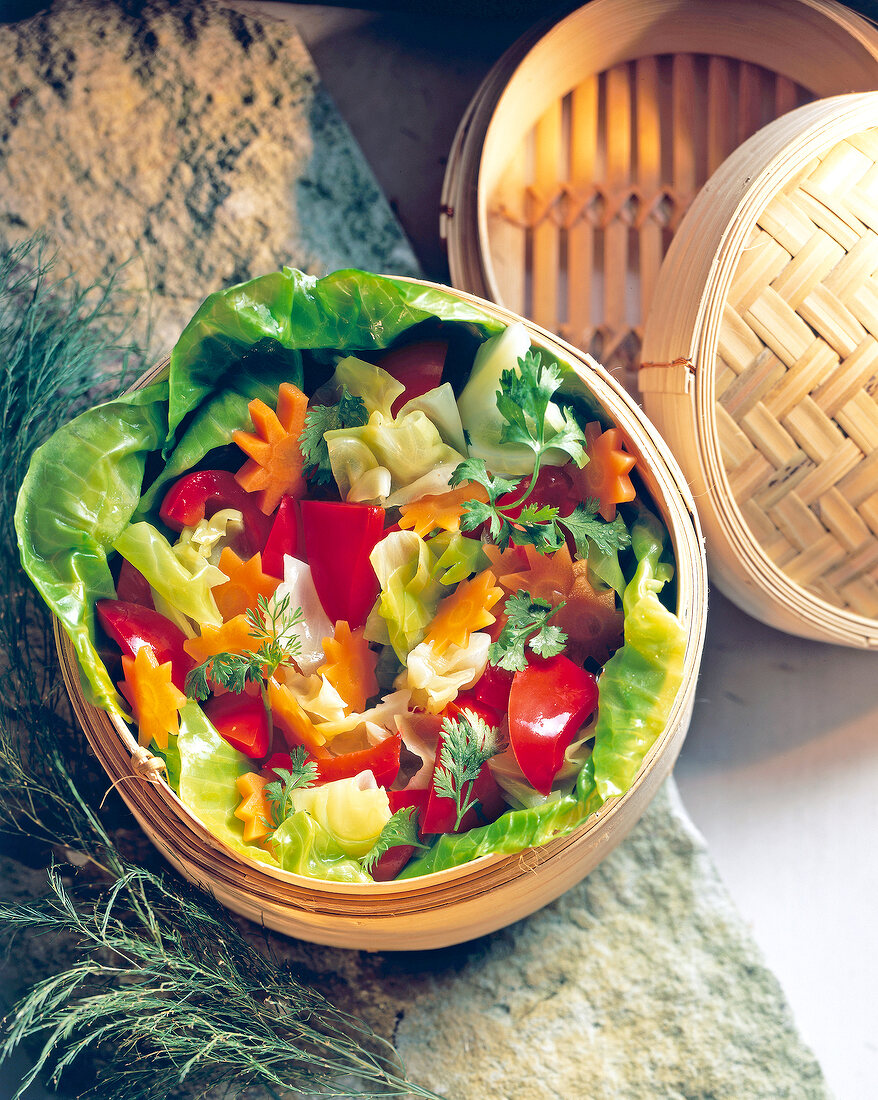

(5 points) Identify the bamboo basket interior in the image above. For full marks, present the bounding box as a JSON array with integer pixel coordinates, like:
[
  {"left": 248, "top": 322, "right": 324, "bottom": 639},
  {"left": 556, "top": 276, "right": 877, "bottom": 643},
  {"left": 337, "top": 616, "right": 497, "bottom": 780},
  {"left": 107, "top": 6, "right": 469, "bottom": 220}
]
[
  {"left": 442, "top": 0, "right": 878, "bottom": 399},
  {"left": 641, "top": 93, "right": 878, "bottom": 648},
  {"left": 56, "top": 284, "right": 707, "bottom": 951}
]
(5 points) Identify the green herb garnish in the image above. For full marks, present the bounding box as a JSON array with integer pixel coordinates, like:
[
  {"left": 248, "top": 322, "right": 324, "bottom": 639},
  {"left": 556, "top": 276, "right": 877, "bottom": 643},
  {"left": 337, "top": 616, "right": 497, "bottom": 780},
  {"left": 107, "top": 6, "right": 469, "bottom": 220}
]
[
  {"left": 433, "top": 710, "right": 503, "bottom": 831},
  {"left": 360, "top": 807, "right": 429, "bottom": 873},
  {"left": 299, "top": 385, "right": 368, "bottom": 484},
  {"left": 263, "top": 746, "right": 318, "bottom": 827},
  {"left": 185, "top": 593, "right": 303, "bottom": 700},
  {"left": 489, "top": 590, "right": 568, "bottom": 672}
]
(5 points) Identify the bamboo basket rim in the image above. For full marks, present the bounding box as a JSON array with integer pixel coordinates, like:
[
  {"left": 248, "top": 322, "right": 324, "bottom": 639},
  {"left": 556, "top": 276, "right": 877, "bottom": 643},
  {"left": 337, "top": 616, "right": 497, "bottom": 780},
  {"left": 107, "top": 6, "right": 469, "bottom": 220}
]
[
  {"left": 641, "top": 92, "right": 878, "bottom": 647},
  {"left": 474, "top": 0, "right": 878, "bottom": 313},
  {"left": 55, "top": 276, "right": 708, "bottom": 942}
]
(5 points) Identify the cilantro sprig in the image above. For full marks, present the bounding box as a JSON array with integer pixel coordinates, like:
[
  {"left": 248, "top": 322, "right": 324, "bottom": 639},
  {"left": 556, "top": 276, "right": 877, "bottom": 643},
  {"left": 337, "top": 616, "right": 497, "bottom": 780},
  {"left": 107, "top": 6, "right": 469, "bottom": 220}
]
[
  {"left": 360, "top": 807, "right": 429, "bottom": 874},
  {"left": 489, "top": 590, "right": 568, "bottom": 672},
  {"left": 185, "top": 593, "right": 303, "bottom": 700},
  {"left": 263, "top": 747, "right": 318, "bottom": 828},
  {"left": 299, "top": 385, "right": 368, "bottom": 484},
  {"left": 451, "top": 348, "right": 630, "bottom": 555},
  {"left": 433, "top": 710, "right": 503, "bottom": 831}
]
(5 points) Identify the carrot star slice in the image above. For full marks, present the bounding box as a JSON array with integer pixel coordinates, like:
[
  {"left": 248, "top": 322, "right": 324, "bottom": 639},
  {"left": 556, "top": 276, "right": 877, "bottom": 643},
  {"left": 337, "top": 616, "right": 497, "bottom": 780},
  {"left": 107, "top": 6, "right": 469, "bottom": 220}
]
[
  {"left": 119, "top": 647, "right": 187, "bottom": 752},
  {"left": 424, "top": 569, "right": 504, "bottom": 657},
  {"left": 575, "top": 422, "right": 636, "bottom": 522},
  {"left": 233, "top": 382, "right": 309, "bottom": 514},
  {"left": 267, "top": 676, "right": 328, "bottom": 755},
  {"left": 554, "top": 560, "right": 624, "bottom": 666},
  {"left": 491, "top": 543, "right": 575, "bottom": 606},
  {"left": 212, "top": 548, "right": 280, "bottom": 622},
  {"left": 235, "top": 772, "right": 273, "bottom": 843},
  {"left": 318, "top": 621, "right": 379, "bottom": 715},
  {"left": 398, "top": 482, "right": 490, "bottom": 539},
  {"left": 183, "top": 614, "right": 258, "bottom": 666}
]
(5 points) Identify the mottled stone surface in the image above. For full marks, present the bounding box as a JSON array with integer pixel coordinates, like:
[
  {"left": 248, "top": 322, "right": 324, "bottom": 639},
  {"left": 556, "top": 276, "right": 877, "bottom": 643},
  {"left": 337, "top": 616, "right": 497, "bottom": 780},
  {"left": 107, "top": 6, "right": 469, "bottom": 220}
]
[
  {"left": 270, "top": 782, "right": 829, "bottom": 1100},
  {"left": 0, "top": 0, "right": 418, "bottom": 354}
]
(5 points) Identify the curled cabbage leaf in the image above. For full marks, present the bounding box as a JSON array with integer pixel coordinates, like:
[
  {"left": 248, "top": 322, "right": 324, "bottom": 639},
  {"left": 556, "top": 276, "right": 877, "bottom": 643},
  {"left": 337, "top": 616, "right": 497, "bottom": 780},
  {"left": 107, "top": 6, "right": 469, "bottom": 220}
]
[
  {"left": 397, "top": 631, "right": 491, "bottom": 713},
  {"left": 271, "top": 811, "right": 370, "bottom": 882},
  {"left": 291, "top": 773, "right": 391, "bottom": 858},
  {"left": 270, "top": 556, "right": 333, "bottom": 674},
  {"left": 398, "top": 381, "right": 468, "bottom": 455},
  {"left": 367, "top": 530, "right": 448, "bottom": 661},
  {"left": 332, "top": 355, "right": 405, "bottom": 418}
]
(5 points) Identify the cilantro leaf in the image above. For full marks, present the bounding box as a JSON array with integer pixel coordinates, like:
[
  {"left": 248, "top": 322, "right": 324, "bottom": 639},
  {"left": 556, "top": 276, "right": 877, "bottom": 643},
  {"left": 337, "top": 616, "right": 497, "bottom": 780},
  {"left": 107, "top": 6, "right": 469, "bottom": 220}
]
[
  {"left": 559, "top": 499, "right": 631, "bottom": 558},
  {"left": 359, "top": 807, "right": 429, "bottom": 873},
  {"left": 432, "top": 710, "right": 503, "bottom": 831},
  {"left": 299, "top": 386, "right": 368, "bottom": 485},
  {"left": 489, "top": 590, "right": 568, "bottom": 672}
]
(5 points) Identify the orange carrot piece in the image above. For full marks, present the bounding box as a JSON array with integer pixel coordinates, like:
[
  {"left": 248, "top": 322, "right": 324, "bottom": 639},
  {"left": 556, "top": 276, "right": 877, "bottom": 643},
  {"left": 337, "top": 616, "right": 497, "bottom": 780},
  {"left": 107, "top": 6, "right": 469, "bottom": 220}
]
[
  {"left": 118, "top": 647, "right": 187, "bottom": 751},
  {"left": 318, "top": 621, "right": 379, "bottom": 714},
  {"left": 424, "top": 569, "right": 504, "bottom": 656},
  {"left": 235, "top": 772, "right": 273, "bottom": 843},
  {"left": 574, "top": 422, "right": 636, "bottom": 521},
  {"left": 212, "top": 549, "right": 280, "bottom": 622},
  {"left": 233, "top": 382, "right": 309, "bottom": 514},
  {"left": 398, "top": 482, "right": 490, "bottom": 538},
  {"left": 267, "top": 677, "right": 329, "bottom": 755}
]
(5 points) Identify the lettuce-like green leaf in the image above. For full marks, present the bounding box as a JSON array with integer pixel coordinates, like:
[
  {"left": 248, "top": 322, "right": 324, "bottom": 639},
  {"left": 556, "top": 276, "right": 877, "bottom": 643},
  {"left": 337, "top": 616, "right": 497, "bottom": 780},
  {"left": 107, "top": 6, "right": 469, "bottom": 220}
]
[
  {"left": 271, "top": 811, "right": 371, "bottom": 882},
  {"left": 367, "top": 530, "right": 448, "bottom": 661},
  {"left": 176, "top": 701, "right": 278, "bottom": 867},
  {"left": 14, "top": 382, "right": 169, "bottom": 713}
]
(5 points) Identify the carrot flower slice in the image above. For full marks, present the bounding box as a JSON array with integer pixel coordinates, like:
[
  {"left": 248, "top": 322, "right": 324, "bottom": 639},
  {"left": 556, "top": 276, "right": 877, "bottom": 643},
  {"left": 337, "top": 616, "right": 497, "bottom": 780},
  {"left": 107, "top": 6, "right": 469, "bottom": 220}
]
[
  {"left": 212, "top": 549, "right": 280, "bottom": 622},
  {"left": 235, "top": 772, "right": 273, "bottom": 843},
  {"left": 318, "top": 621, "right": 379, "bottom": 715},
  {"left": 424, "top": 569, "right": 504, "bottom": 657},
  {"left": 119, "top": 647, "right": 187, "bottom": 751},
  {"left": 398, "top": 482, "right": 489, "bottom": 539},
  {"left": 575, "top": 422, "right": 636, "bottom": 522},
  {"left": 233, "top": 382, "right": 309, "bottom": 514}
]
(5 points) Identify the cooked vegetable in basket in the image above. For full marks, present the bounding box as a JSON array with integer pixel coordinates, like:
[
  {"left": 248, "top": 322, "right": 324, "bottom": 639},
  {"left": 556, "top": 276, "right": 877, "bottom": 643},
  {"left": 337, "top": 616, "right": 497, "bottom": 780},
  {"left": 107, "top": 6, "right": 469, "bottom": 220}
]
[{"left": 16, "top": 268, "right": 685, "bottom": 882}]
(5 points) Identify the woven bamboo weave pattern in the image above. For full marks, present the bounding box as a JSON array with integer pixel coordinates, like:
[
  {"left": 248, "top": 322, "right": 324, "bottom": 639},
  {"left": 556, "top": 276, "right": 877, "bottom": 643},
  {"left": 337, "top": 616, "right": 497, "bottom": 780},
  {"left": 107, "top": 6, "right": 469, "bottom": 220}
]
[
  {"left": 487, "top": 54, "right": 811, "bottom": 393},
  {"left": 716, "top": 129, "right": 878, "bottom": 616}
]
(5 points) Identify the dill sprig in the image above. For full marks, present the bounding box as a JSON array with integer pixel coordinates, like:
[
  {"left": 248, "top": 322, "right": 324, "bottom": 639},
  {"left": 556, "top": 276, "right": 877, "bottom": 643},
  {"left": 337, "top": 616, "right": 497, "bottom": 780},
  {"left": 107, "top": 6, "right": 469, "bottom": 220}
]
[
  {"left": 434, "top": 710, "right": 503, "bottom": 831},
  {"left": 0, "top": 239, "right": 439, "bottom": 1100}
]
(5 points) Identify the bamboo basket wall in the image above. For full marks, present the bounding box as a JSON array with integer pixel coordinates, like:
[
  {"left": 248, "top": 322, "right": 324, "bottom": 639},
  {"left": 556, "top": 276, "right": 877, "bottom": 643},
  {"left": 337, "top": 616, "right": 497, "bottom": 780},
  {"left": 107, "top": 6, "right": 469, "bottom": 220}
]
[
  {"left": 56, "top": 282, "right": 707, "bottom": 951},
  {"left": 441, "top": 0, "right": 878, "bottom": 399},
  {"left": 641, "top": 94, "right": 878, "bottom": 648}
]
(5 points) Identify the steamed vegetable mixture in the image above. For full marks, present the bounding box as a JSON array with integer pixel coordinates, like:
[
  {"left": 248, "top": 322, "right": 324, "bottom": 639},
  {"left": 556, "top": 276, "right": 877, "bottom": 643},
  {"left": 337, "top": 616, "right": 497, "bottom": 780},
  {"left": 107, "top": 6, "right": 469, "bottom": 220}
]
[{"left": 16, "top": 269, "right": 686, "bottom": 883}]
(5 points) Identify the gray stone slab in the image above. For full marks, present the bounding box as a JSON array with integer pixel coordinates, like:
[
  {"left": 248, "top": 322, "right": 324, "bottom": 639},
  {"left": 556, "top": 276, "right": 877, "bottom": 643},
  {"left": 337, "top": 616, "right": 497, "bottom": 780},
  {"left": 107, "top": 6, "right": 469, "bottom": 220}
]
[{"left": 0, "top": 0, "right": 419, "bottom": 354}]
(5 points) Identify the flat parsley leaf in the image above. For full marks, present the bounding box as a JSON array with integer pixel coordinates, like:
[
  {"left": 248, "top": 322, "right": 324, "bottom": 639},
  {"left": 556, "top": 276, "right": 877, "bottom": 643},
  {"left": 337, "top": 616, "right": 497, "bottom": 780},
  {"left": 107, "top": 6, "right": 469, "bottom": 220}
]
[
  {"left": 299, "top": 385, "right": 368, "bottom": 485},
  {"left": 559, "top": 499, "right": 631, "bottom": 557},
  {"left": 489, "top": 590, "right": 568, "bottom": 672},
  {"left": 432, "top": 710, "right": 503, "bottom": 831},
  {"left": 359, "top": 807, "right": 429, "bottom": 873}
]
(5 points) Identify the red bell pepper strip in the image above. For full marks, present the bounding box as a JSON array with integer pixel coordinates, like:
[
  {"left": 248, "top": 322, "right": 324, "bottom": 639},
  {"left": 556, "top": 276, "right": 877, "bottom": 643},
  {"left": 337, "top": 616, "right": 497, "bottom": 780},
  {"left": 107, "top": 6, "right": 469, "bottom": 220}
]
[
  {"left": 369, "top": 788, "right": 431, "bottom": 881},
  {"left": 114, "top": 558, "right": 154, "bottom": 609},
  {"left": 376, "top": 339, "right": 448, "bottom": 417},
  {"left": 315, "top": 734, "right": 402, "bottom": 788},
  {"left": 300, "top": 501, "right": 385, "bottom": 629},
  {"left": 507, "top": 653, "right": 599, "bottom": 796},
  {"left": 159, "top": 469, "right": 273, "bottom": 556},
  {"left": 96, "top": 599, "right": 194, "bottom": 692},
  {"left": 421, "top": 734, "right": 506, "bottom": 835},
  {"left": 261, "top": 494, "right": 301, "bottom": 579},
  {"left": 203, "top": 691, "right": 270, "bottom": 760},
  {"left": 265, "top": 735, "right": 402, "bottom": 789},
  {"left": 442, "top": 692, "right": 503, "bottom": 732},
  {"left": 471, "top": 664, "right": 514, "bottom": 715}
]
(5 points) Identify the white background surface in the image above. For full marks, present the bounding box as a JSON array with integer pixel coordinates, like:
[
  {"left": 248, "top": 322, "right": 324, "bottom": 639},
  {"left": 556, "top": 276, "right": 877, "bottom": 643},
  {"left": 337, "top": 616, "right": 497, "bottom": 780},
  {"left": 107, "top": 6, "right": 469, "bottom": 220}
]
[{"left": 234, "top": 4, "right": 878, "bottom": 1098}]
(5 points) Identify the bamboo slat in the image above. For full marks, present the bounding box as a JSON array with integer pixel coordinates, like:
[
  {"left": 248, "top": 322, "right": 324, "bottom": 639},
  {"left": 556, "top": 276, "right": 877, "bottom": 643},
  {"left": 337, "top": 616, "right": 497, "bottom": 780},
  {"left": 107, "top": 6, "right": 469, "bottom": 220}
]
[
  {"left": 641, "top": 94, "right": 878, "bottom": 648},
  {"left": 56, "top": 281, "right": 708, "bottom": 950},
  {"left": 443, "top": 0, "right": 878, "bottom": 398}
]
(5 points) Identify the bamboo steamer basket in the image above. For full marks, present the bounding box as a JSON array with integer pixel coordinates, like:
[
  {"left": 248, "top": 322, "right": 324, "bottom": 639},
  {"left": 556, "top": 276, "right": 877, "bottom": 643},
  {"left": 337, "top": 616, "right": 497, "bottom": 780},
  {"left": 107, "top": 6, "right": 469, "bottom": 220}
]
[
  {"left": 54, "top": 280, "right": 707, "bottom": 950},
  {"left": 441, "top": 0, "right": 878, "bottom": 399},
  {"left": 640, "top": 93, "right": 878, "bottom": 648}
]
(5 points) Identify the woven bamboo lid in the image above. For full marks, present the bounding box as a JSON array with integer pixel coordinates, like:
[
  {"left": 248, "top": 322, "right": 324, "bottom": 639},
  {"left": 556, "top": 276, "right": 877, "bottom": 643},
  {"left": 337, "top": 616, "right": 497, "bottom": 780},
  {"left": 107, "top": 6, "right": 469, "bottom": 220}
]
[
  {"left": 55, "top": 280, "right": 707, "bottom": 950},
  {"left": 640, "top": 93, "right": 878, "bottom": 649},
  {"left": 442, "top": 0, "right": 878, "bottom": 398}
]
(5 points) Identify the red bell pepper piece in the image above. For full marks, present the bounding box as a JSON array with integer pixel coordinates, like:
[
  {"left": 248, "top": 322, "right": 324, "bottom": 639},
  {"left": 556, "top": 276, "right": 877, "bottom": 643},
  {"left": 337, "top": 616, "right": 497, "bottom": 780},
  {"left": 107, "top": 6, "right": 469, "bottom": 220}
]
[
  {"left": 114, "top": 558, "right": 154, "bottom": 608},
  {"left": 159, "top": 469, "right": 273, "bottom": 557},
  {"left": 369, "top": 788, "right": 431, "bottom": 881},
  {"left": 315, "top": 734, "right": 402, "bottom": 788},
  {"left": 96, "top": 600, "right": 194, "bottom": 692},
  {"left": 203, "top": 691, "right": 270, "bottom": 760},
  {"left": 376, "top": 339, "right": 448, "bottom": 417},
  {"left": 262, "top": 494, "right": 301, "bottom": 579},
  {"left": 300, "top": 501, "right": 385, "bottom": 629},
  {"left": 496, "top": 465, "right": 576, "bottom": 519},
  {"left": 471, "top": 665, "right": 514, "bottom": 714},
  {"left": 507, "top": 653, "right": 599, "bottom": 796},
  {"left": 442, "top": 693, "right": 503, "bottom": 732},
  {"left": 421, "top": 734, "right": 506, "bottom": 835},
  {"left": 265, "top": 735, "right": 402, "bottom": 789}
]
